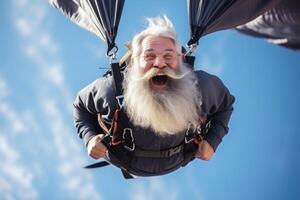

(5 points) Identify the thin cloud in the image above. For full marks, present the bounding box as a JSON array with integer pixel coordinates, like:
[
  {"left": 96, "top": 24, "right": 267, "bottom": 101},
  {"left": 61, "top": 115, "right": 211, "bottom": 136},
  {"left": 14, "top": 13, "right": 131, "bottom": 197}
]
[
  {"left": 0, "top": 76, "right": 8, "bottom": 98},
  {"left": 0, "top": 78, "right": 41, "bottom": 199},
  {"left": 0, "top": 78, "right": 27, "bottom": 135},
  {"left": 41, "top": 97, "right": 102, "bottom": 200},
  {"left": 196, "top": 33, "right": 229, "bottom": 76},
  {"left": 43, "top": 63, "right": 65, "bottom": 87},
  {"left": 15, "top": 17, "right": 32, "bottom": 37},
  {"left": 0, "top": 135, "right": 38, "bottom": 200},
  {"left": 12, "top": 0, "right": 104, "bottom": 199},
  {"left": 129, "top": 178, "right": 178, "bottom": 200}
]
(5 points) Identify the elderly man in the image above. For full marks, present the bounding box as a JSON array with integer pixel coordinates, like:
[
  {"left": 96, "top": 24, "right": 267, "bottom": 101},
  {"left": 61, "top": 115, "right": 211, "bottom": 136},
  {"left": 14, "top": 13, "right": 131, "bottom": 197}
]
[{"left": 73, "top": 16, "right": 234, "bottom": 178}]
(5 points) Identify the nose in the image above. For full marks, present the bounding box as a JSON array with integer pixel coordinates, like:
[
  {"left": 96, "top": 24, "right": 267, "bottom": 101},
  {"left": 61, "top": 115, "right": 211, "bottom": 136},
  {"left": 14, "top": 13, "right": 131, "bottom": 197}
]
[{"left": 153, "top": 56, "right": 166, "bottom": 69}]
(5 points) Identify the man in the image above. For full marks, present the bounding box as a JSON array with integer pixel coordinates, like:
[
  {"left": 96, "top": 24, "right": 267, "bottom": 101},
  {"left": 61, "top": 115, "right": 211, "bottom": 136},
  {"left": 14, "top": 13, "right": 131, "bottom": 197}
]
[{"left": 73, "top": 16, "right": 234, "bottom": 177}]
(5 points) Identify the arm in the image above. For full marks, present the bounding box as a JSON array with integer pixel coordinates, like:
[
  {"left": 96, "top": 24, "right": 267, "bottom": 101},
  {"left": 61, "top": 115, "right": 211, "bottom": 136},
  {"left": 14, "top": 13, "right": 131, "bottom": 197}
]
[
  {"left": 204, "top": 84, "right": 235, "bottom": 152},
  {"left": 73, "top": 91, "right": 104, "bottom": 146},
  {"left": 195, "top": 71, "right": 235, "bottom": 160},
  {"left": 73, "top": 78, "right": 115, "bottom": 158}
]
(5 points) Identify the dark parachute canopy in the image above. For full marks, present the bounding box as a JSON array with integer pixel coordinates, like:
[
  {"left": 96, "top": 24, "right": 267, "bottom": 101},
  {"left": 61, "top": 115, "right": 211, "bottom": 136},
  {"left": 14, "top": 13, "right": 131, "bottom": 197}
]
[
  {"left": 49, "top": 0, "right": 300, "bottom": 54},
  {"left": 49, "top": 0, "right": 125, "bottom": 56},
  {"left": 236, "top": 0, "right": 300, "bottom": 51},
  {"left": 187, "top": 0, "right": 280, "bottom": 45},
  {"left": 187, "top": 0, "right": 300, "bottom": 51}
]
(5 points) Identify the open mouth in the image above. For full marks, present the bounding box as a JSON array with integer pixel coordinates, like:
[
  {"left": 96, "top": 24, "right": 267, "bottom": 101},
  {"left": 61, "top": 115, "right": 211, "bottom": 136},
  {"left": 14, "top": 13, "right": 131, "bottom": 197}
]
[{"left": 150, "top": 75, "right": 168, "bottom": 89}]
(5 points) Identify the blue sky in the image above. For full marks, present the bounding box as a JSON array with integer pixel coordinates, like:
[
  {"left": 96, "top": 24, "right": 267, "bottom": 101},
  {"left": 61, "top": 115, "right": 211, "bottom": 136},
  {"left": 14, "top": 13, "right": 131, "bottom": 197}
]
[{"left": 1, "top": 0, "right": 300, "bottom": 200}]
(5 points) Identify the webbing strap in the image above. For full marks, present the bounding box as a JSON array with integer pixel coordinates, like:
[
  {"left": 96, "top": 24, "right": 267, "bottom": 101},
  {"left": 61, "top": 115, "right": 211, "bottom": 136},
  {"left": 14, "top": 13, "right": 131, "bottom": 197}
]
[
  {"left": 84, "top": 161, "right": 110, "bottom": 169},
  {"left": 121, "top": 169, "right": 135, "bottom": 179},
  {"left": 133, "top": 143, "right": 185, "bottom": 158},
  {"left": 184, "top": 55, "right": 195, "bottom": 69},
  {"left": 110, "top": 62, "right": 124, "bottom": 109}
]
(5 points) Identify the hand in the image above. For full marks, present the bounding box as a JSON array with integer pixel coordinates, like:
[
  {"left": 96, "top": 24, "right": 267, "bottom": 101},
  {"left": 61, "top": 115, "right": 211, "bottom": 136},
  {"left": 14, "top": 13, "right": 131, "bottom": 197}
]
[
  {"left": 87, "top": 135, "right": 108, "bottom": 159},
  {"left": 195, "top": 140, "right": 215, "bottom": 161}
]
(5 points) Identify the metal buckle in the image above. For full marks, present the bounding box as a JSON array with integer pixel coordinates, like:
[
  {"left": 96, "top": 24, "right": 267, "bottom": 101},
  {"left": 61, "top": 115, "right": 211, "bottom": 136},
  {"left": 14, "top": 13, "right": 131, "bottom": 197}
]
[
  {"left": 122, "top": 128, "right": 135, "bottom": 152},
  {"left": 185, "top": 124, "right": 195, "bottom": 144},
  {"left": 116, "top": 95, "right": 124, "bottom": 109},
  {"left": 205, "top": 121, "right": 211, "bottom": 134}
]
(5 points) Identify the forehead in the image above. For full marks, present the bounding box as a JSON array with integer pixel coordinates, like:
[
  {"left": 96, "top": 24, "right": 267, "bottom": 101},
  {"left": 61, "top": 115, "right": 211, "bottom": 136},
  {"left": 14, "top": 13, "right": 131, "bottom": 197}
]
[{"left": 141, "top": 36, "right": 176, "bottom": 53}]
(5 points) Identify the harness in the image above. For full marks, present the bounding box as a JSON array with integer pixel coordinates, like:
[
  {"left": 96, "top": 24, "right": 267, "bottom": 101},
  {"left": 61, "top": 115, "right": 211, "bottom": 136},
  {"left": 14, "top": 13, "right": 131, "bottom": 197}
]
[{"left": 85, "top": 53, "right": 211, "bottom": 179}]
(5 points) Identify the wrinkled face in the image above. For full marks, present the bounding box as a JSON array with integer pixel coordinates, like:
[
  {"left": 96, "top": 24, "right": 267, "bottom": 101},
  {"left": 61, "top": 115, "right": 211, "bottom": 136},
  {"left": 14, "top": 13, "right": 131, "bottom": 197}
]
[{"left": 139, "top": 36, "right": 179, "bottom": 91}]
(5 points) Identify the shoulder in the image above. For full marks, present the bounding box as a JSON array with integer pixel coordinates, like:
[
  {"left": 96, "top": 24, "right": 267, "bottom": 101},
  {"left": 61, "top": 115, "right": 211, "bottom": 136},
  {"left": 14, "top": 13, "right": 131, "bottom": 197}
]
[
  {"left": 74, "top": 75, "right": 116, "bottom": 111},
  {"left": 194, "top": 70, "right": 227, "bottom": 92},
  {"left": 77, "top": 75, "right": 115, "bottom": 98},
  {"left": 193, "top": 70, "right": 234, "bottom": 114}
]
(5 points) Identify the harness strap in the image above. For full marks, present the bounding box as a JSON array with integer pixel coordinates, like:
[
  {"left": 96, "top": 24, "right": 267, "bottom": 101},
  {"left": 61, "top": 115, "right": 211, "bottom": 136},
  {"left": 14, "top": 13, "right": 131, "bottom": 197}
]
[
  {"left": 121, "top": 169, "right": 135, "bottom": 179},
  {"left": 183, "top": 55, "right": 195, "bottom": 69},
  {"left": 84, "top": 160, "right": 134, "bottom": 179},
  {"left": 133, "top": 143, "right": 185, "bottom": 158},
  {"left": 111, "top": 62, "right": 124, "bottom": 108},
  {"left": 182, "top": 141, "right": 198, "bottom": 167},
  {"left": 84, "top": 161, "right": 110, "bottom": 169}
]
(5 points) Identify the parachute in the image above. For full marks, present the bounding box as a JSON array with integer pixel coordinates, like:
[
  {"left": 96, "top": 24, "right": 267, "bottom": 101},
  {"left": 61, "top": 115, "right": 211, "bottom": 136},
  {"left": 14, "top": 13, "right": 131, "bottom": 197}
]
[
  {"left": 236, "top": 0, "right": 300, "bottom": 51},
  {"left": 50, "top": 0, "right": 300, "bottom": 54},
  {"left": 187, "top": 0, "right": 300, "bottom": 51},
  {"left": 187, "top": 0, "right": 280, "bottom": 46},
  {"left": 49, "top": 0, "right": 125, "bottom": 56}
]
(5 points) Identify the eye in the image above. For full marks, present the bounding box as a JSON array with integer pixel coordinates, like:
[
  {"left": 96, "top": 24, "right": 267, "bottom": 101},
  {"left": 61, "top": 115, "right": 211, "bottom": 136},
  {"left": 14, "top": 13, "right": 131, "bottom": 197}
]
[
  {"left": 144, "top": 53, "right": 156, "bottom": 61},
  {"left": 164, "top": 54, "right": 174, "bottom": 61}
]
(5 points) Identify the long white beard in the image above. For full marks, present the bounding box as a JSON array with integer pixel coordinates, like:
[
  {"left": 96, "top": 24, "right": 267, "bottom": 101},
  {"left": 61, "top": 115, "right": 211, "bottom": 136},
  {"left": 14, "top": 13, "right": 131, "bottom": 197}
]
[{"left": 123, "top": 63, "right": 201, "bottom": 135}]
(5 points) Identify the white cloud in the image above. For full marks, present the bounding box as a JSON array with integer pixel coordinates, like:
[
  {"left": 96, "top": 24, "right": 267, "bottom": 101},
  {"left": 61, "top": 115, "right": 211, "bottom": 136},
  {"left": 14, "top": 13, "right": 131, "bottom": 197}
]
[
  {"left": 39, "top": 33, "right": 58, "bottom": 53},
  {"left": 15, "top": 17, "right": 32, "bottom": 37},
  {"left": 0, "top": 76, "right": 9, "bottom": 98},
  {"left": 0, "top": 177, "right": 14, "bottom": 200},
  {"left": 0, "top": 80, "right": 41, "bottom": 199},
  {"left": 0, "top": 135, "right": 19, "bottom": 162},
  {"left": 196, "top": 33, "right": 229, "bottom": 76},
  {"left": 0, "top": 77, "right": 45, "bottom": 199},
  {"left": 41, "top": 97, "right": 103, "bottom": 200},
  {"left": 22, "top": 110, "right": 42, "bottom": 135},
  {"left": 129, "top": 178, "right": 178, "bottom": 200},
  {"left": 43, "top": 64, "right": 64, "bottom": 86},
  {"left": 0, "top": 101, "right": 27, "bottom": 134},
  {"left": 0, "top": 135, "right": 38, "bottom": 200},
  {"left": 11, "top": 0, "right": 104, "bottom": 199}
]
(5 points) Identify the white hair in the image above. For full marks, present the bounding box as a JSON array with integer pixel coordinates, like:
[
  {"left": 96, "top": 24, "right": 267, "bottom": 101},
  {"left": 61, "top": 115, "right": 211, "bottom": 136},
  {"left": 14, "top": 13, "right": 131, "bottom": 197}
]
[{"left": 131, "top": 16, "right": 182, "bottom": 66}]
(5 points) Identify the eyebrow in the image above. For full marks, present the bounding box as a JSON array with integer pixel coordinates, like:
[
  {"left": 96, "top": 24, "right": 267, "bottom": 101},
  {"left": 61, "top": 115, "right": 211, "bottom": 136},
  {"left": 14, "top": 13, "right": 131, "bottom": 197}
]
[{"left": 144, "top": 48, "right": 175, "bottom": 53}]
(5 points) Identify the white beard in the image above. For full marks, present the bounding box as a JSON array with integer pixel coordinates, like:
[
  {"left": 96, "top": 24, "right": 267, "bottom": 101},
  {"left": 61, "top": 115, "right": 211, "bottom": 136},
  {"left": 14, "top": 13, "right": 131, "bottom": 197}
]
[{"left": 123, "top": 63, "right": 201, "bottom": 135}]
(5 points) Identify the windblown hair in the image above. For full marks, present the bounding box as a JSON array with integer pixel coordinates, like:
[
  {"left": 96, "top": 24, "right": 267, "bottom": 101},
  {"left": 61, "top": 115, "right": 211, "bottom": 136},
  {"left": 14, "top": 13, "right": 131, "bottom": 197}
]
[{"left": 130, "top": 16, "right": 182, "bottom": 66}]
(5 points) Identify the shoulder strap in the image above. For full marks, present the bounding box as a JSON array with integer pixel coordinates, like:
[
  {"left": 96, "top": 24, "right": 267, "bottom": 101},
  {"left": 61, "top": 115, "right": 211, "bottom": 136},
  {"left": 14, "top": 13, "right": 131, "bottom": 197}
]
[{"left": 110, "top": 62, "right": 124, "bottom": 109}]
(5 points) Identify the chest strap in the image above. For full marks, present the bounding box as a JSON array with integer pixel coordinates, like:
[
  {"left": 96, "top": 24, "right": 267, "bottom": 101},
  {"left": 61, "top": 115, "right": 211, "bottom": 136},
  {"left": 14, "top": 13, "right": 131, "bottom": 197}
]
[{"left": 133, "top": 143, "right": 185, "bottom": 158}]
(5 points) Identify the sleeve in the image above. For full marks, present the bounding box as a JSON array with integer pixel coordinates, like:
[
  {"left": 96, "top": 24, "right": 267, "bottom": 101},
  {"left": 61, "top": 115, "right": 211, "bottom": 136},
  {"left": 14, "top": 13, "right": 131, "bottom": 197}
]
[
  {"left": 73, "top": 78, "right": 114, "bottom": 147},
  {"left": 198, "top": 72, "right": 235, "bottom": 152}
]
